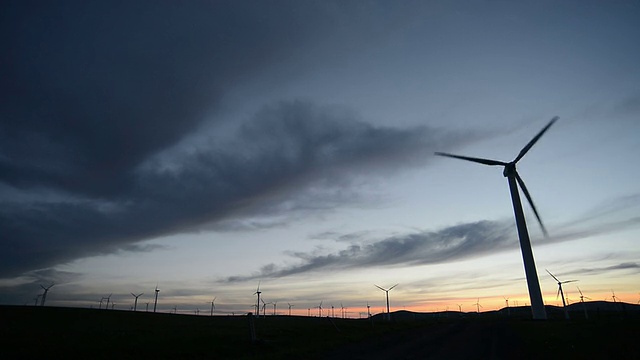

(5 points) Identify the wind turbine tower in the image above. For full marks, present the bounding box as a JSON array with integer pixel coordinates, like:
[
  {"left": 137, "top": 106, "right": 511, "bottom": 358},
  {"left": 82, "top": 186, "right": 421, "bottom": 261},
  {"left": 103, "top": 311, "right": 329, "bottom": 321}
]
[
  {"left": 375, "top": 284, "right": 398, "bottom": 321},
  {"left": 131, "top": 292, "right": 143, "bottom": 312},
  {"left": 210, "top": 297, "right": 216, "bottom": 316},
  {"left": 435, "top": 117, "right": 559, "bottom": 320},
  {"left": 546, "top": 269, "right": 577, "bottom": 320},
  {"left": 153, "top": 286, "right": 160, "bottom": 313},
  {"left": 39, "top": 284, "right": 54, "bottom": 306}
]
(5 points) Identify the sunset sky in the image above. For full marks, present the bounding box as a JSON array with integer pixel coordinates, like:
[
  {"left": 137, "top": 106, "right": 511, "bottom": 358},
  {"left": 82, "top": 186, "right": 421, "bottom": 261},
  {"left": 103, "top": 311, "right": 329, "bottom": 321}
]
[{"left": 2, "top": 1, "right": 639, "bottom": 316}]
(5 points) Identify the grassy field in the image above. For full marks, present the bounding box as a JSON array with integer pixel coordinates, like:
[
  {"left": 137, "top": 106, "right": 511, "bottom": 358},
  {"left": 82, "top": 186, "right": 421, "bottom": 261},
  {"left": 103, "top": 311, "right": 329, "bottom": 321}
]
[{"left": 2, "top": 305, "right": 638, "bottom": 359}]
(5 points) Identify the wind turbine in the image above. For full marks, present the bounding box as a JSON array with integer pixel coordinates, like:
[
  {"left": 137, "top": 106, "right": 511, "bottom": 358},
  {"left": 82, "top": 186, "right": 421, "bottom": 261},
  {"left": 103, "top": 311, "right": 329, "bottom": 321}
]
[
  {"left": 210, "top": 297, "right": 216, "bottom": 316},
  {"left": 287, "top": 303, "right": 294, "bottom": 316},
  {"left": 331, "top": 304, "right": 335, "bottom": 318},
  {"left": 611, "top": 290, "right": 618, "bottom": 303},
  {"left": 341, "top": 303, "right": 345, "bottom": 319},
  {"left": 33, "top": 294, "right": 42, "bottom": 306},
  {"left": 457, "top": 304, "right": 463, "bottom": 312},
  {"left": 261, "top": 298, "right": 268, "bottom": 318},
  {"left": 39, "top": 284, "right": 54, "bottom": 306},
  {"left": 272, "top": 301, "right": 277, "bottom": 315},
  {"left": 253, "top": 282, "right": 262, "bottom": 316},
  {"left": 367, "top": 302, "right": 371, "bottom": 318},
  {"left": 475, "top": 298, "right": 483, "bottom": 313},
  {"left": 145, "top": 302, "right": 149, "bottom": 312},
  {"left": 503, "top": 297, "right": 511, "bottom": 317},
  {"left": 131, "top": 292, "right": 143, "bottom": 312},
  {"left": 317, "top": 301, "right": 323, "bottom": 317},
  {"left": 375, "top": 284, "right": 398, "bottom": 321},
  {"left": 153, "top": 285, "right": 160, "bottom": 313},
  {"left": 577, "top": 287, "right": 591, "bottom": 319},
  {"left": 546, "top": 269, "right": 577, "bottom": 320},
  {"left": 105, "top": 293, "right": 112, "bottom": 310},
  {"left": 435, "top": 117, "right": 558, "bottom": 320}
]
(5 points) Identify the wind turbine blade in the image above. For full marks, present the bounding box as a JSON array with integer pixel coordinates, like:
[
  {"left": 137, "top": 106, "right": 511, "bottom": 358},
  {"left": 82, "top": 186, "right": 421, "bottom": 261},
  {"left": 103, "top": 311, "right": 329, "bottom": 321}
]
[
  {"left": 562, "top": 280, "right": 578, "bottom": 284},
  {"left": 546, "top": 269, "right": 560, "bottom": 283},
  {"left": 374, "top": 284, "right": 386, "bottom": 291},
  {"left": 389, "top": 283, "right": 399, "bottom": 291},
  {"left": 513, "top": 116, "right": 558, "bottom": 163},
  {"left": 577, "top": 287, "right": 583, "bottom": 296},
  {"left": 515, "top": 172, "right": 548, "bottom": 237},
  {"left": 434, "top": 152, "right": 507, "bottom": 166}
]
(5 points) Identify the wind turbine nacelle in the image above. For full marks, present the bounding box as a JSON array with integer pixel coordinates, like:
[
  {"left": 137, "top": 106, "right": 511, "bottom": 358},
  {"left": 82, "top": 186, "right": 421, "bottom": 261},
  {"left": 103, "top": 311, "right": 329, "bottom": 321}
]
[{"left": 503, "top": 163, "right": 516, "bottom": 177}]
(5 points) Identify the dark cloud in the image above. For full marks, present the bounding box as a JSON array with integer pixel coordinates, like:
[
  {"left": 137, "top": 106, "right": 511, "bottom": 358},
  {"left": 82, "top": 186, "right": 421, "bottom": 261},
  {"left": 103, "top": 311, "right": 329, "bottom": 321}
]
[
  {"left": 1, "top": 1, "right": 481, "bottom": 278},
  {"left": 224, "top": 194, "right": 640, "bottom": 282},
  {"left": 1, "top": 99, "right": 477, "bottom": 278},
  {"left": 224, "top": 220, "right": 517, "bottom": 282},
  {"left": 560, "top": 262, "right": 640, "bottom": 277}
]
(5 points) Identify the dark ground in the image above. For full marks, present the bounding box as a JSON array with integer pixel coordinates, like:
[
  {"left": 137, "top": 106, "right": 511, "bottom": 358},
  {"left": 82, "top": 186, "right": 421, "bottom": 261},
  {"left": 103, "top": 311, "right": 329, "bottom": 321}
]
[{"left": 1, "top": 305, "right": 638, "bottom": 359}]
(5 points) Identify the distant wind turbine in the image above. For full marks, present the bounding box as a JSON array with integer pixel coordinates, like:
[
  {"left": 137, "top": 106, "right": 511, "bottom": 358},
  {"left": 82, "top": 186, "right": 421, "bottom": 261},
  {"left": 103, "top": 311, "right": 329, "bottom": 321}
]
[
  {"left": 611, "top": 290, "right": 618, "bottom": 303},
  {"left": 457, "top": 304, "right": 463, "bottom": 312},
  {"left": 504, "top": 297, "right": 511, "bottom": 317},
  {"left": 287, "top": 303, "right": 294, "bottom": 316},
  {"left": 436, "top": 117, "right": 559, "bottom": 320},
  {"left": 546, "top": 269, "right": 577, "bottom": 320},
  {"left": 210, "top": 297, "right": 216, "bottom": 316},
  {"left": 317, "top": 301, "right": 323, "bottom": 317},
  {"left": 475, "top": 298, "right": 483, "bottom": 313},
  {"left": 261, "top": 298, "right": 268, "bottom": 318},
  {"left": 33, "top": 294, "right": 42, "bottom": 306},
  {"left": 375, "top": 284, "right": 398, "bottom": 321},
  {"left": 272, "top": 301, "right": 277, "bottom": 316},
  {"left": 253, "top": 282, "right": 262, "bottom": 316},
  {"left": 577, "top": 287, "right": 591, "bottom": 319},
  {"left": 131, "top": 292, "right": 143, "bottom": 312},
  {"left": 39, "top": 284, "right": 54, "bottom": 306},
  {"left": 153, "top": 286, "right": 160, "bottom": 313},
  {"left": 105, "top": 293, "right": 112, "bottom": 310},
  {"left": 367, "top": 302, "right": 371, "bottom": 318}
]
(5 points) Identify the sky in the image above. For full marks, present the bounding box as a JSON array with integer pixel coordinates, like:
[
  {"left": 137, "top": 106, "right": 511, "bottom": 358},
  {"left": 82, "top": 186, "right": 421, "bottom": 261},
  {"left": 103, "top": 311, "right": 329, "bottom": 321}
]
[{"left": 1, "top": 1, "right": 639, "bottom": 316}]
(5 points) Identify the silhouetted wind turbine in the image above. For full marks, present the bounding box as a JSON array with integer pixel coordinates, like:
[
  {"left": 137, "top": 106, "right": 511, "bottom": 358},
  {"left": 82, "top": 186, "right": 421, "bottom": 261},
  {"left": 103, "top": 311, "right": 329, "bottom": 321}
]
[
  {"left": 261, "top": 298, "right": 267, "bottom": 318},
  {"left": 546, "top": 269, "right": 577, "bottom": 320},
  {"left": 131, "top": 292, "right": 143, "bottom": 312},
  {"left": 611, "top": 290, "right": 617, "bottom": 303},
  {"left": 504, "top": 297, "right": 510, "bottom": 317},
  {"left": 105, "top": 293, "right": 112, "bottom": 310},
  {"left": 475, "top": 298, "right": 483, "bottom": 313},
  {"left": 375, "top": 284, "right": 398, "bottom": 321},
  {"left": 33, "top": 294, "right": 42, "bottom": 306},
  {"left": 341, "top": 303, "right": 345, "bottom": 318},
  {"left": 457, "top": 304, "right": 463, "bottom": 312},
  {"left": 367, "top": 302, "right": 371, "bottom": 318},
  {"left": 145, "top": 302, "right": 149, "bottom": 312},
  {"left": 435, "top": 117, "right": 558, "bottom": 320},
  {"left": 287, "top": 303, "right": 294, "bottom": 316},
  {"left": 153, "top": 286, "right": 160, "bottom": 313},
  {"left": 39, "top": 283, "right": 54, "bottom": 306},
  {"left": 317, "top": 301, "right": 323, "bottom": 317},
  {"left": 577, "top": 287, "right": 590, "bottom": 303},
  {"left": 253, "top": 282, "right": 262, "bottom": 316},
  {"left": 272, "top": 301, "right": 277, "bottom": 316},
  {"left": 210, "top": 297, "right": 216, "bottom": 316}
]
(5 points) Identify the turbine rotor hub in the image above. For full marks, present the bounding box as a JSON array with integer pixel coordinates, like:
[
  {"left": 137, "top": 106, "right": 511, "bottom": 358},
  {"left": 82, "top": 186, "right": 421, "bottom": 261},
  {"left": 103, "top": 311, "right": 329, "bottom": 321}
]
[{"left": 503, "top": 162, "right": 516, "bottom": 177}]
